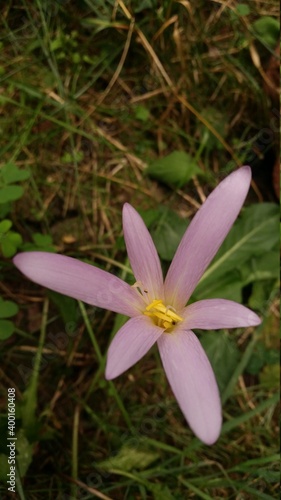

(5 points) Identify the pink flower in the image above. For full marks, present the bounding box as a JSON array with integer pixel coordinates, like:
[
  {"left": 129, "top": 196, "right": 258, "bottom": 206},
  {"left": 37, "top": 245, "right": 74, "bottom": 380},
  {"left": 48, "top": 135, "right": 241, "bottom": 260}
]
[{"left": 14, "top": 166, "right": 260, "bottom": 445}]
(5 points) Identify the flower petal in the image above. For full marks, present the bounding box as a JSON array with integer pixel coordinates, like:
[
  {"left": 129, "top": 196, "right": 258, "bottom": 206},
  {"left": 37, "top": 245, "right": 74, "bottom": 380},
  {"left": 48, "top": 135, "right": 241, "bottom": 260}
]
[
  {"left": 164, "top": 166, "right": 252, "bottom": 309},
  {"left": 182, "top": 299, "right": 261, "bottom": 329},
  {"left": 14, "top": 252, "right": 143, "bottom": 317},
  {"left": 158, "top": 328, "right": 222, "bottom": 445},
  {"left": 105, "top": 316, "right": 163, "bottom": 379},
  {"left": 123, "top": 203, "right": 164, "bottom": 300}
]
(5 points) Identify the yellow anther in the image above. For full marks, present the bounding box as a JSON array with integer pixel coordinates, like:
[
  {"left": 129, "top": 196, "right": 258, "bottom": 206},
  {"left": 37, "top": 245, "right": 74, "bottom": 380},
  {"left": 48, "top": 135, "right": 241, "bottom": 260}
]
[
  {"left": 163, "top": 321, "right": 172, "bottom": 329},
  {"left": 151, "top": 311, "right": 173, "bottom": 323},
  {"left": 164, "top": 309, "right": 183, "bottom": 322},
  {"left": 146, "top": 299, "right": 162, "bottom": 311},
  {"left": 144, "top": 299, "right": 183, "bottom": 331}
]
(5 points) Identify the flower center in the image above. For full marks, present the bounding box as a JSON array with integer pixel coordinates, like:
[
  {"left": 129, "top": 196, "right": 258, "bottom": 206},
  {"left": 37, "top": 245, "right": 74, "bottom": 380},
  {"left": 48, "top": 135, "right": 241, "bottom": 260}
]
[
  {"left": 131, "top": 282, "right": 183, "bottom": 331},
  {"left": 144, "top": 299, "right": 183, "bottom": 330}
]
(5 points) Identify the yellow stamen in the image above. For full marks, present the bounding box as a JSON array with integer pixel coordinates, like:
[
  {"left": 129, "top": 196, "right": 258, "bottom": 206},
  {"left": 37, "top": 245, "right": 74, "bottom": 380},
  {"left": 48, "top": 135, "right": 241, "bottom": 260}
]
[
  {"left": 144, "top": 299, "right": 183, "bottom": 331},
  {"left": 146, "top": 299, "right": 163, "bottom": 311}
]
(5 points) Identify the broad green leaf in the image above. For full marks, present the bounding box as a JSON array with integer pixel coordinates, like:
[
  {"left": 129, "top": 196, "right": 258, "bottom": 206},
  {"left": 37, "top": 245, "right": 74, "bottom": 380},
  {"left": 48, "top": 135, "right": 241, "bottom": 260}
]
[
  {"left": 98, "top": 444, "right": 159, "bottom": 472},
  {"left": 248, "top": 280, "right": 274, "bottom": 310},
  {"left": 1, "top": 231, "right": 22, "bottom": 257},
  {"left": 253, "top": 17, "right": 279, "bottom": 47},
  {"left": 246, "top": 342, "right": 279, "bottom": 375},
  {"left": 195, "top": 203, "right": 279, "bottom": 295},
  {"left": 200, "top": 331, "right": 240, "bottom": 392},
  {"left": 1, "top": 239, "right": 17, "bottom": 257},
  {"left": 149, "top": 206, "right": 188, "bottom": 260},
  {"left": 21, "top": 232, "right": 54, "bottom": 252},
  {"left": 6, "top": 231, "right": 22, "bottom": 245},
  {"left": 32, "top": 233, "right": 53, "bottom": 246},
  {"left": 194, "top": 270, "right": 242, "bottom": 302},
  {"left": 48, "top": 291, "right": 79, "bottom": 325},
  {"left": 146, "top": 151, "right": 202, "bottom": 188},
  {"left": 240, "top": 251, "right": 279, "bottom": 285},
  {"left": 0, "top": 299, "right": 18, "bottom": 318},
  {"left": 0, "top": 202, "right": 10, "bottom": 218},
  {"left": 0, "top": 185, "right": 24, "bottom": 203},
  {"left": 1, "top": 163, "right": 30, "bottom": 184},
  {"left": 0, "top": 239, "right": 17, "bottom": 259},
  {"left": 138, "top": 208, "right": 160, "bottom": 228},
  {"left": 246, "top": 343, "right": 265, "bottom": 375},
  {"left": 0, "top": 219, "right": 12, "bottom": 234},
  {"left": 0, "top": 319, "right": 15, "bottom": 339}
]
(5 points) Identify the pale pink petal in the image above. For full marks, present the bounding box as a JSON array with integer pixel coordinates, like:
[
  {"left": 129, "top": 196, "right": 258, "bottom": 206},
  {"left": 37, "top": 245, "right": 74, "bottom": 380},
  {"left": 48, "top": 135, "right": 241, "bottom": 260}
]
[
  {"left": 182, "top": 299, "right": 261, "bottom": 329},
  {"left": 105, "top": 316, "right": 164, "bottom": 379},
  {"left": 123, "top": 203, "right": 164, "bottom": 300},
  {"left": 158, "top": 329, "right": 222, "bottom": 445},
  {"left": 14, "top": 252, "right": 143, "bottom": 317},
  {"left": 165, "top": 166, "right": 251, "bottom": 309}
]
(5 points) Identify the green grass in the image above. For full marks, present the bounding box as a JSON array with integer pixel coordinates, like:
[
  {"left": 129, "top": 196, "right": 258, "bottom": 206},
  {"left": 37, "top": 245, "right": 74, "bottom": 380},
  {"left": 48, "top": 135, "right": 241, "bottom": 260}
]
[{"left": 0, "top": 1, "right": 279, "bottom": 498}]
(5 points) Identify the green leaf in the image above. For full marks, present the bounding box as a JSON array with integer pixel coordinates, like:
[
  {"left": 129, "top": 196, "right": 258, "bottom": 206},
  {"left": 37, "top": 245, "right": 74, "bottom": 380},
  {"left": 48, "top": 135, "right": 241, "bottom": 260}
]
[
  {"left": 0, "top": 219, "right": 12, "bottom": 234},
  {"left": 146, "top": 151, "right": 202, "bottom": 188},
  {"left": 0, "top": 185, "right": 24, "bottom": 203},
  {"left": 0, "top": 299, "right": 18, "bottom": 318},
  {"left": 248, "top": 280, "right": 273, "bottom": 310},
  {"left": 138, "top": 208, "right": 160, "bottom": 228},
  {"left": 98, "top": 443, "right": 159, "bottom": 472},
  {"left": 253, "top": 17, "right": 279, "bottom": 48},
  {"left": 236, "top": 4, "right": 250, "bottom": 16},
  {"left": 200, "top": 331, "right": 240, "bottom": 392},
  {"left": 21, "top": 233, "right": 54, "bottom": 252},
  {"left": 6, "top": 231, "right": 22, "bottom": 246},
  {"left": 246, "top": 342, "right": 279, "bottom": 375},
  {"left": 149, "top": 206, "right": 188, "bottom": 260},
  {"left": 259, "top": 364, "right": 279, "bottom": 388},
  {"left": 134, "top": 105, "right": 150, "bottom": 122},
  {"left": 0, "top": 319, "right": 15, "bottom": 339},
  {"left": 240, "top": 251, "right": 279, "bottom": 285},
  {"left": 48, "top": 291, "right": 79, "bottom": 325},
  {"left": 1, "top": 231, "right": 22, "bottom": 257},
  {"left": 0, "top": 202, "right": 11, "bottom": 218},
  {"left": 1, "top": 163, "right": 30, "bottom": 184},
  {"left": 50, "top": 37, "right": 63, "bottom": 52},
  {"left": 1, "top": 239, "right": 16, "bottom": 257},
  {"left": 15, "top": 428, "right": 33, "bottom": 477},
  {"left": 194, "top": 270, "right": 242, "bottom": 302},
  {"left": 32, "top": 233, "right": 53, "bottom": 246},
  {"left": 61, "top": 151, "right": 84, "bottom": 164},
  {"left": 195, "top": 203, "right": 279, "bottom": 296}
]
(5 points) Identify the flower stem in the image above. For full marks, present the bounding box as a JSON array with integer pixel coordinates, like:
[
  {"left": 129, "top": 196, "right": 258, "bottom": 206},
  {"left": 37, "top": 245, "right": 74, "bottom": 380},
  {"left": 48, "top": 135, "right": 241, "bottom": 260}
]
[
  {"left": 78, "top": 301, "right": 134, "bottom": 432},
  {"left": 21, "top": 298, "right": 49, "bottom": 429}
]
